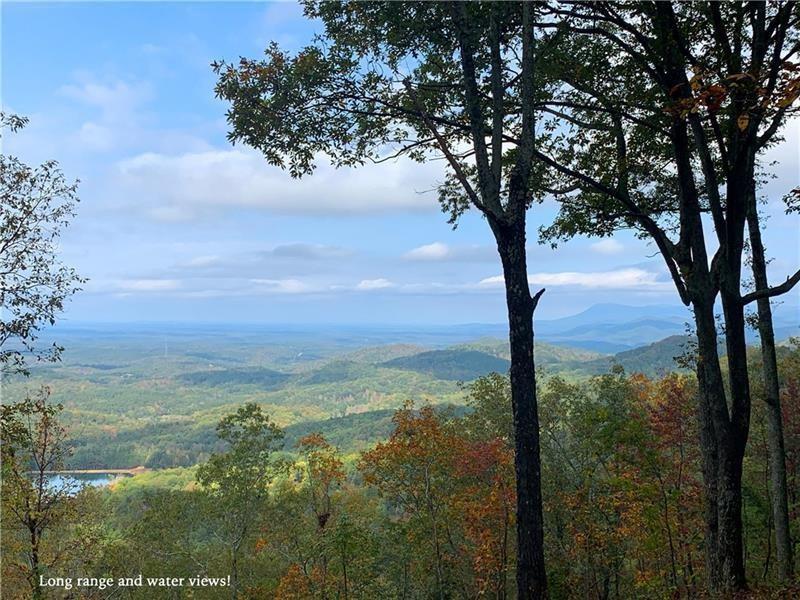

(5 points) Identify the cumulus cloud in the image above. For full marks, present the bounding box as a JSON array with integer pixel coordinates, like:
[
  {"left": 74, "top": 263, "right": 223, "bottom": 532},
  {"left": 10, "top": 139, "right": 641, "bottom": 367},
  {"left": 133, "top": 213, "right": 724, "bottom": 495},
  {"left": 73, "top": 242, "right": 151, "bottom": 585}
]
[
  {"left": 479, "top": 268, "right": 665, "bottom": 289},
  {"left": 113, "top": 149, "right": 443, "bottom": 218},
  {"left": 590, "top": 239, "right": 625, "bottom": 255},
  {"left": 403, "top": 241, "right": 496, "bottom": 262},
  {"left": 404, "top": 242, "right": 450, "bottom": 261},
  {"left": 86, "top": 267, "right": 669, "bottom": 301}
]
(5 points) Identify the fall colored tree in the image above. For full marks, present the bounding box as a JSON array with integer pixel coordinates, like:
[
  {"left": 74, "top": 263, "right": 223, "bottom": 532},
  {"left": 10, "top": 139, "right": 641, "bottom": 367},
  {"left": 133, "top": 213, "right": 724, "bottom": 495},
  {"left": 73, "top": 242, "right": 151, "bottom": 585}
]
[
  {"left": 212, "top": 4, "right": 562, "bottom": 593},
  {"left": 0, "top": 388, "right": 77, "bottom": 599},
  {"left": 534, "top": 3, "right": 799, "bottom": 591},
  {"left": 196, "top": 403, "right": 286, "bottom": 599},
  {"left": 359, "top": 405, "right": 469, "bottom": 597}
]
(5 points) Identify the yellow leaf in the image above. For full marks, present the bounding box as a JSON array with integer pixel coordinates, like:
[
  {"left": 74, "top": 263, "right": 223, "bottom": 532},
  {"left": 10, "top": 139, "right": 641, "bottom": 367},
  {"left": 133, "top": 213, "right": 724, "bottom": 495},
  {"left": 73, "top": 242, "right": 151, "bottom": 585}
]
[{"left": 737, "top": 113, "right": 750, "bottom": 131}]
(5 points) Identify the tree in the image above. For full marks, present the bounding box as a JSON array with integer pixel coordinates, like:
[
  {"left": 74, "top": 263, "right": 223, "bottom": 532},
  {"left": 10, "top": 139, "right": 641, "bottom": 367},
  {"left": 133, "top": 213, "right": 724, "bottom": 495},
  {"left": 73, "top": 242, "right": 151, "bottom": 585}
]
[
  {"left": 454, "top": 437, "right": 516, "bottom": 599},
  {"left": 635, "top": 373, "right": 704, "bottom": 595},
  {"left": 0, "top": 387, "right": 77, "bottom": 599},
  {"left": 196, "top": 403, "right": 286, "bottom": 599},
  {"left": 296, "top": 432, "right": 346, "bottom": 595},
  {"left": 213, "top": 4, "right": 553, "bottom": 595},
  {"left": 359, "top": 405, "right": 468, "bottom": 598},
  {"left": 539, "top": 371, "right": 655, "bottom": 598},
  {"left": 297, "top": 433, "right": 345, "bottom": 534},
  {"left": 0, "top": 113, "right": 84, "bottom": 377},
  {"left": 746, "top": 189, "right": 793, "bottom": 581},
  {"left": 461, "top": 372, "right": 514, "bottom": 444},
  {"left": 528, "top": 2, "right": 799, "bottom": 592}
]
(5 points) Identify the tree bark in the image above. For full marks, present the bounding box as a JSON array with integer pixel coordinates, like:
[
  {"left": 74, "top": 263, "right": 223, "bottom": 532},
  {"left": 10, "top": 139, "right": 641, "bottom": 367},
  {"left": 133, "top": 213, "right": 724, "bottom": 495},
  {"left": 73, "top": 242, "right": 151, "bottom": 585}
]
[
  {"left": 747, "top": 201, "right": 794, "bottom": 582},
  {"left": 720, "top": 298, "right": 750, "bottom": 591},
  {"left": 29, "top": 523, "right": 43, "bottom": 600},
  {"left": 491, "top": 215, "right": 547, "bottom": 600},
  {"left": 692, "top": 292, "right": 749, "bottom": 593}
]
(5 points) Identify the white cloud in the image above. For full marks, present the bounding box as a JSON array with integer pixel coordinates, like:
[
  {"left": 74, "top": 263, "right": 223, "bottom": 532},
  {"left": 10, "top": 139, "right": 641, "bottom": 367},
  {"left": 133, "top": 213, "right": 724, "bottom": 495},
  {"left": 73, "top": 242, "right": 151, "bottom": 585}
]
[
  {"left": 270, "top": 243, "right": 352, "bottom": 260},
  {"left": 404, "top": 242, "right": 451, "bottom": 261},
  {"left": 250, "top": 278, "right": 313, "bottom": 294},
  {"left": 478, "top": 275, "right": 506, "bottom": 287},
  {"left": 356, "top": 278, "right": 395, "bottom": 290},
  {"left": 113, "top": 149, "right": 443, "bottom": 218},
  {"left": 403, "top": 241, "right": 496, "bottom": 262},
  {"left": 590, "top": 239, "right": 625, "bottom": 255},
  {"left": 479, "top": 268, "right": 664, "bottom": 289},
  {"left": 75, "top": 122, "right": 115, "bottom": 151},
  {"left": 59, "top": 79, "right": 152, "bottom": 120},
  {"left": 54, "top": 76, "right": 157, "bottom": 155},
  {"left": 528, "top": 269, "right": 661, "bottom": 288},
  {"left": 183, "top": 255, "right": 221, "bottom": 268},
  {"left": 118, "top": 279, "right": 181, "bottom": 292}
]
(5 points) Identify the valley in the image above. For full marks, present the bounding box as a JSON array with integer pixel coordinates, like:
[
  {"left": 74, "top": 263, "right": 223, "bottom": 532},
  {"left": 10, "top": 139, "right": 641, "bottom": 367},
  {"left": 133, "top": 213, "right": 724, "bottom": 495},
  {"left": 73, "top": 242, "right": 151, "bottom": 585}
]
[{"left": 8, "top": 303, "right": 796, "bottom": 471}]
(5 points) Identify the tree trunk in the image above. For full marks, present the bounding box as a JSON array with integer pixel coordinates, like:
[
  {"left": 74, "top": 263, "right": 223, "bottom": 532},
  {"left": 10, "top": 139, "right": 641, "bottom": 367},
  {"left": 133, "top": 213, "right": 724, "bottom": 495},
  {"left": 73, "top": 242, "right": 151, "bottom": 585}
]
[
  {"left": 230, "top": 547, "right": 239, "bottom": 600},
  {"left": 692, "top": 296, "right": 748, "bottom": 593},
  {"left": 747, "top": 203, "right": 794, "bottom": 581},
  {"left": 492, "top": 216, "right": 547, "bottom": 600},
  {"left": 29, "top": 523, "right": 43, "bottom": 600},
  {"left": 720, "top": 287, "right": 750, "bottom": 591}
]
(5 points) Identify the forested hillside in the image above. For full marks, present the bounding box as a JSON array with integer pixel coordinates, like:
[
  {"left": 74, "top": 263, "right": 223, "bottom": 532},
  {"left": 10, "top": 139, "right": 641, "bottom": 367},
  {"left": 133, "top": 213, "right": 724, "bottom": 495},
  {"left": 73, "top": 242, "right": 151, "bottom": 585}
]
[
  {"left": 3, "top": 340, "right": 799, "bottom": 598},
  {"left": 4, "top": 326, "right": 753, "bottom": 469},
  {"left": 3, "top": 1, "right": 800, "bottom": 598}
]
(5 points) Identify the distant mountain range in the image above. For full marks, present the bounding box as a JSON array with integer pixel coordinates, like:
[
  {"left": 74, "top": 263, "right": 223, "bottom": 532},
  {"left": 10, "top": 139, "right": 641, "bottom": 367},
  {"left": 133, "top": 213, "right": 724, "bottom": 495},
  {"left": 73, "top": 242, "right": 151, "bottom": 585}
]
[
  {"left": 338, "top": 336, "right": 697, "bottom": 382},
  {"left": 535, "top": 302, "right": 797, "bottom": 352},
  {"left": 29, "top": 308, "right": 797, "bottom": 469},
  {"left": 535, "top": 303, "right": 690, "bottom": 352},
  {"left": 53, "top": 302, "right": 798, "bottom": 355}
]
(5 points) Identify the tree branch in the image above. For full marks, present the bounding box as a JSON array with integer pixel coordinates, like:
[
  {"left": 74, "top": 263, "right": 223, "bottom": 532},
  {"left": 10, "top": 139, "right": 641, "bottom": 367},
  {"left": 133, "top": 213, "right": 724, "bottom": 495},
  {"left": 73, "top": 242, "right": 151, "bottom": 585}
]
[{"left": 741, "top": 269, "right": 800, "bottom": 305}]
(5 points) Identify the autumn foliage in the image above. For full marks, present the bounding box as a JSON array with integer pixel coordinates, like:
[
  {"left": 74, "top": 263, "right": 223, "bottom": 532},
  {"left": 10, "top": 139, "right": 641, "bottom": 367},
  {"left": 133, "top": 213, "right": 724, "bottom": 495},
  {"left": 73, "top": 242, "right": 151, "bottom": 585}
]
[{"left": 5, "top": 350, "right": 800, "bottom": 599}]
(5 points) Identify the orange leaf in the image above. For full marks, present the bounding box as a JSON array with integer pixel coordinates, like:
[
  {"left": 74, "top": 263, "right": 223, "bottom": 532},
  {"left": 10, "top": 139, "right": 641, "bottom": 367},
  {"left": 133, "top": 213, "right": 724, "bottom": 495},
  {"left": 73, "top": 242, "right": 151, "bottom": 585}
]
[{"left": 737, "top": 113, "right": 750, "bottom": 131}]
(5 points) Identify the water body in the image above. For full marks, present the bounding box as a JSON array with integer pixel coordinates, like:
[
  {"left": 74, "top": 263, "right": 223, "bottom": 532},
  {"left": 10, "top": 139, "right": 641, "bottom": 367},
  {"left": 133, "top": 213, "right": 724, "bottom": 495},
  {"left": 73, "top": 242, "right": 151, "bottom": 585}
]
[{"left": 45, "top": 473, "right": 120, "bottom": 493}]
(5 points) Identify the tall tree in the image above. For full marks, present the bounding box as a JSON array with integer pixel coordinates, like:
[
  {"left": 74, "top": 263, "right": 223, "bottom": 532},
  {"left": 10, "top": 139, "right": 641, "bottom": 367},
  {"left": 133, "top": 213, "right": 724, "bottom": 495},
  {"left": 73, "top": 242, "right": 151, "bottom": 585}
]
[
  {"left": 530, "top": 1, "right": 800, "bottom": 592},
  {"left": 0, "top": 113, "right": 84, "bottom": 377},
  {"left": 196, "top": 403, "right": 286, "bottom": 599},
  {"left": 0, "top": 387, "right": 77, "bottom": 599},
  {"left": 746, "top": 191, "right": 793, "bottom": 581},
  {"left": 296, "top": 433, "right": 346, "bottom": 595},
  {"left": 213, "top": 3, "right": 555, "bottom": 596}
]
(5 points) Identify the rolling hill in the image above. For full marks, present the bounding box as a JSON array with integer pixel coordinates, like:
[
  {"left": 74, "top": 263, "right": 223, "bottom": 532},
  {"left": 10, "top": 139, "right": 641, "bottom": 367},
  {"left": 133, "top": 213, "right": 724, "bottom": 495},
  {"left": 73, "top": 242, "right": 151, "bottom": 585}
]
[
  {"left": 381, "top": 349, "right": 510, "bottom": 381},
  {"left": 572, "top": 335, "right": 694, "bottom": 377}
]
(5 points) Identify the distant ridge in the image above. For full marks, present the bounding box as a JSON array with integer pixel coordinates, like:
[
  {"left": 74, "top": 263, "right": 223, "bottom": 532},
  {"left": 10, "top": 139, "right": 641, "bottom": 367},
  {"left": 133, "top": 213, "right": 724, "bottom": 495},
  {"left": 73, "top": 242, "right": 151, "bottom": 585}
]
[
  {"left": 48, "top": 301, "right": 797, "bottom": 355},
  {"left": 382, "top": 349, "right": 510, "bottom": 381},
  {"left": 574, "top": 335, "right": 696, "bottom": 377}
]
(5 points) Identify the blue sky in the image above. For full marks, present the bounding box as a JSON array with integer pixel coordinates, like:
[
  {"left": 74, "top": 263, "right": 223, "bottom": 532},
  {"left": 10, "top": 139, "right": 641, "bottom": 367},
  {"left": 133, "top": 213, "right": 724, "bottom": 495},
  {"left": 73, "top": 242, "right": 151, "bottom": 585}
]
[{"left": 3, "top": 1, "right": 798, "bottom": 325}]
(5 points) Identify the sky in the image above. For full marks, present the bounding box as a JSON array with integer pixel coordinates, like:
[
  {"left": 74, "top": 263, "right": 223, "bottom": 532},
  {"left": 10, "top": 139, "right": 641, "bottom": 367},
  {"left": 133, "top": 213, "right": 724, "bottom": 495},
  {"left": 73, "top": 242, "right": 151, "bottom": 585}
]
[{"left": 2, "top": 1, "right": 799, "bottom": 325}]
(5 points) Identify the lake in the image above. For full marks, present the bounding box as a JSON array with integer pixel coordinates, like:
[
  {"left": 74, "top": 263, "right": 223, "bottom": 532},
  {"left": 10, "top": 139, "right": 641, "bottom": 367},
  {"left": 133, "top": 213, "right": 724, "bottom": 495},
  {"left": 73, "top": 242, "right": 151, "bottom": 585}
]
[{"left": 45, "top": 473, "right": 121, "bottom": 493}]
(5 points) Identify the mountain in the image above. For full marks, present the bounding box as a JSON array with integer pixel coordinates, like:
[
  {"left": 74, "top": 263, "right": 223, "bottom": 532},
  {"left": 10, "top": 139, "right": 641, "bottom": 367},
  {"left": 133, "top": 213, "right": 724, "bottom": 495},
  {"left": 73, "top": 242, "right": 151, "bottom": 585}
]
[
  {"left": 454, "top": 337, "right": 604, "bottom": 364},
  {"left": 283, "top": 409, "right": 397, "bottom": 451},
  {"left": 382, "top": 349, "right": 510, "bottom": 381},
  {"left": 573, "top": 334, "right": 706, "bottom": 377},
  {"left": 342, "top": 343, "right": 428, "bottom": 363},
  {"left": 535, "top": 304, "right": 690, "bottom": 351},
  {"left": 540, "top": 303, "right": 688, "bottom": 329}
]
